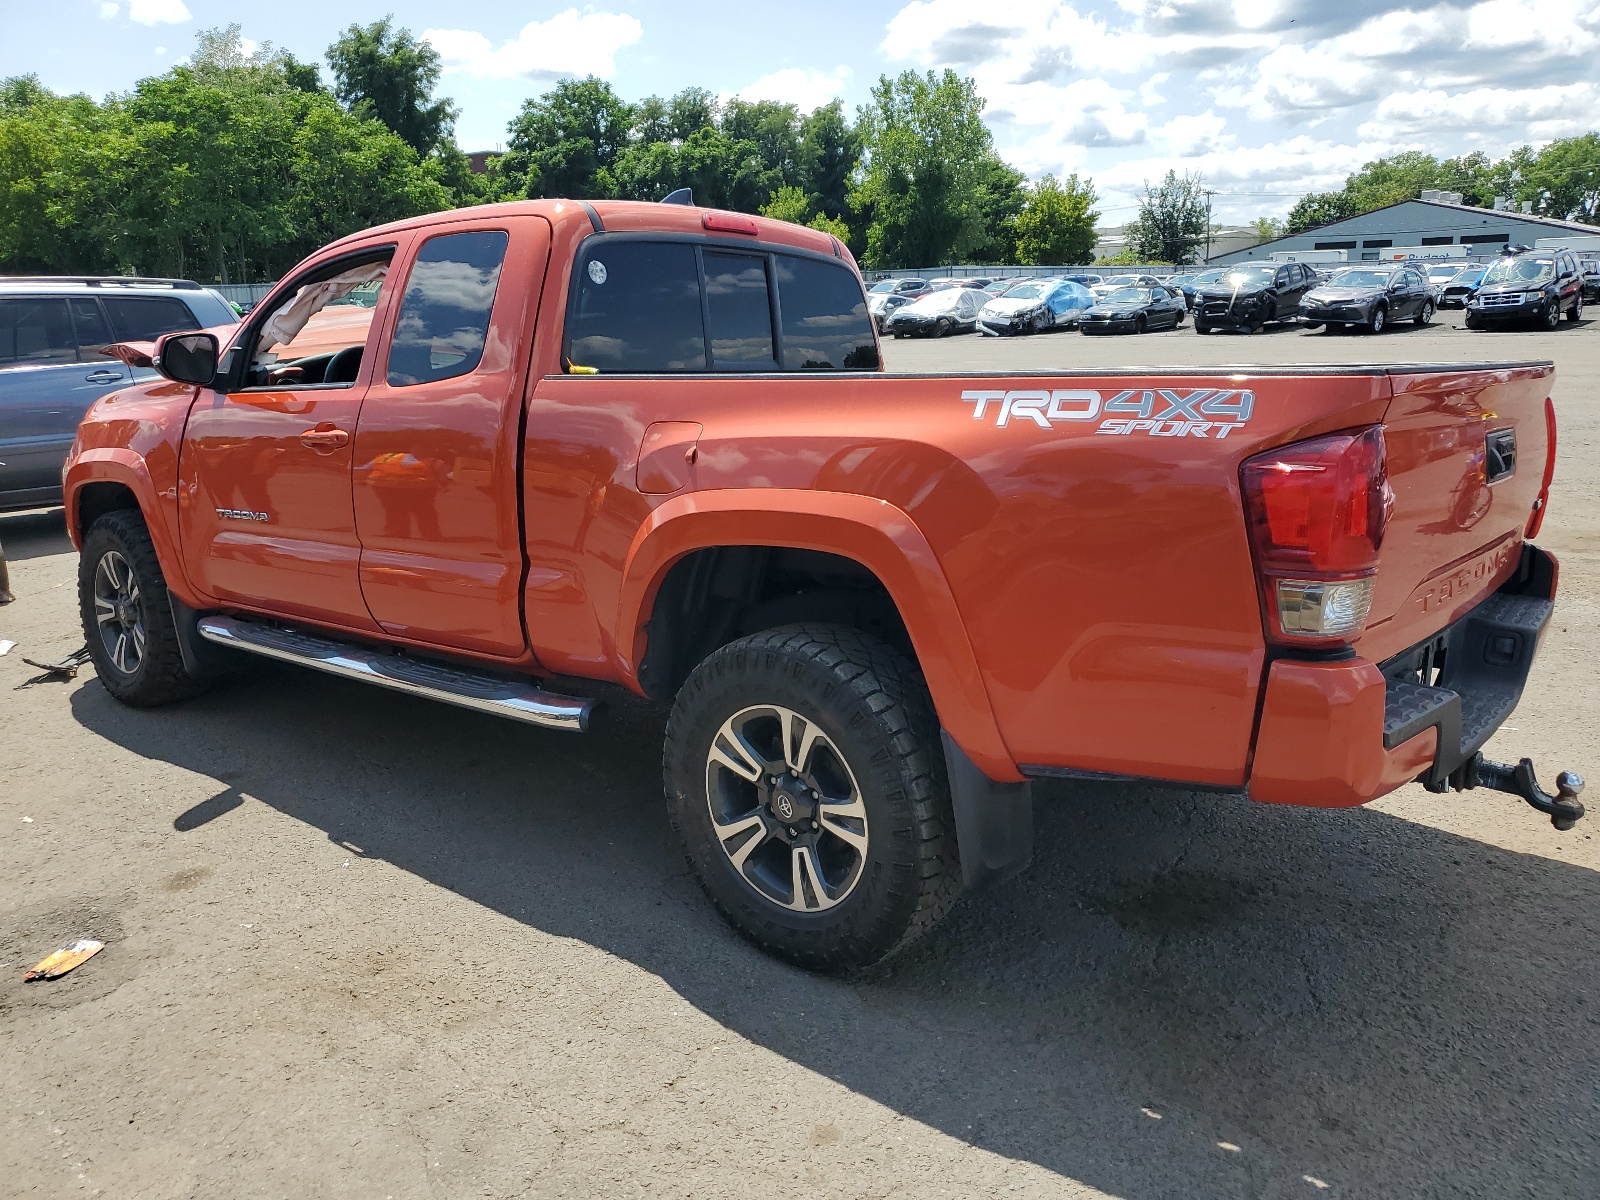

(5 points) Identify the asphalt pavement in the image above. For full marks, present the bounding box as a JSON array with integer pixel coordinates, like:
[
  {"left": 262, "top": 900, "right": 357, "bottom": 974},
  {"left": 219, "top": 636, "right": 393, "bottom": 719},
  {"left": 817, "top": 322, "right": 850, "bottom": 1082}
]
[{"left": 2, "top": 308, "right": 1596, "bottom": 1199}]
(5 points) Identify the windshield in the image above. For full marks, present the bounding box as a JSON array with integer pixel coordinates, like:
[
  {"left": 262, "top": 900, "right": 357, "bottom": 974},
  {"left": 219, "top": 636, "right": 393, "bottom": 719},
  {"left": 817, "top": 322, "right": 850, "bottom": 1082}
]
[
  {"left": 1327, "top": 270, "right": 1396, "bottom": 289},
  {"left": 1427, "top": 266, "right": 1461, "bottom": 280},
  {"left": 1222, "top": 266, "right": 1275, "bottom": 287},
  {"left": 1001, "top": 282, "right": 1045, "bottom": 299},
  {"left": 1105, "top": 288, "right": 1151, "bottom": 305},
  {"left": 1482, "top": 257, "right": 1555, "bottom": 286},
  {"left": 1454, "top": 268, "right": 1487, "bottom": 285},
  {"left": 1192, "top": 270, "right": 1226, "bottom": 286},
  {"left": 869, "top": 280, "right": 897, "bottom": 293}
]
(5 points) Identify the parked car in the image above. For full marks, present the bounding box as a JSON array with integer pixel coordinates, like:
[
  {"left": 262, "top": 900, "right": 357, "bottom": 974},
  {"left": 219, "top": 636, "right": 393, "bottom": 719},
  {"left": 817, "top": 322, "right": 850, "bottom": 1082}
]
[
  {"left": 1581, "top": 259, "right": 1600, "bottom": 304},
  {"left": 1298, "top": 265, "right": 1435, "bottom": 333},
  {"left": 1062, "top": 274, "right": 1103, "bottom": 288},
  {"left": 976, "top": 278, "right": 1094, "bottom": 335},
  {"left": 1, "top": 276, "right": 236, "bottom": 512},
  {"left": 1193, "top": 261, "right": 1315, "bottom": 333},
  {"left": 867, "top": 279, "right": 930, "bottom": 330},
  {"left": 1177, "top": 268, "right": 1227, "bottom": 309},
  {"left": 960, "top": 278, "right": 993, "bottom": 290},
  {"left": 1092, "top": 274, "right": 1161, "bottom": 299},
  {"left": 65, "top": 197, "right": 1579, "bottom": 975},
  {"left": 1465, "top": 248, "right": 1584, "bottom": 329},
  {"left": 883, "top": 285, "right": 984, "bottom": 337},
  {"left": 1439, "top": 265, "right": 1487, "bottom": 308},
  {"left": 1425, "top": 263, "right": 1465, "bottom": 290},
  {"left": 1079, "top": 285, "right": 1187, "bottom": 334}
]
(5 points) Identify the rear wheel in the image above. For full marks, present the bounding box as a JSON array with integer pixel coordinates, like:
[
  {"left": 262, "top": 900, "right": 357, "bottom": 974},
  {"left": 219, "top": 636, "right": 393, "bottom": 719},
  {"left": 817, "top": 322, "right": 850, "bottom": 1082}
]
[
  {"left": 1415, "top": 300, "right": 1433, "bottom": 327},
  {"left": 664, "top": 625, "right": 960, "bottom": 973},
  {"left": 78, "top": 510, "right": 207, "bottom": 707},
  {"left": 1567, "top": 296, "right": 1583, "bottom": 323}
]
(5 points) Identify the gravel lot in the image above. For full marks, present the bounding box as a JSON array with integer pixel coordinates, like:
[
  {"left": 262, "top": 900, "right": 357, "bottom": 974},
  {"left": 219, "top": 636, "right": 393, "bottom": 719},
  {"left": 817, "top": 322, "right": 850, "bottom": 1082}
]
[{"left": 3, "top": 309, "right": 1596, "bottom": 1199}]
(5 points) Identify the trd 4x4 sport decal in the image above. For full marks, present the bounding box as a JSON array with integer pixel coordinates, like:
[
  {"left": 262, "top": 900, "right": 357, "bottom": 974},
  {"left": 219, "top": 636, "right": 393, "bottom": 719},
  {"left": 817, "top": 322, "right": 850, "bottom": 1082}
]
[{"left": 960, "top": 387, "right": 1255, "bottom": 438}]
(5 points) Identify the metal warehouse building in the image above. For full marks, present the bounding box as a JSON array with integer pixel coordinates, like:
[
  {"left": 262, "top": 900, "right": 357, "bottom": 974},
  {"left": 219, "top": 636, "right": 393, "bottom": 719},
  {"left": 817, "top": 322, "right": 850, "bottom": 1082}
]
[{"left": 1210, "top": 196, "right": 1600, "bottom": 265}]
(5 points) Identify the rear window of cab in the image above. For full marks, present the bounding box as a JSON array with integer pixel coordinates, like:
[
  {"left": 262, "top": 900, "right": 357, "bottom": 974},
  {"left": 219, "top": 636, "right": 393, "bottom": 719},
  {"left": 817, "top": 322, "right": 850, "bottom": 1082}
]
[{"left": 564, "top": 238, "right": 879, "bottom": 374}]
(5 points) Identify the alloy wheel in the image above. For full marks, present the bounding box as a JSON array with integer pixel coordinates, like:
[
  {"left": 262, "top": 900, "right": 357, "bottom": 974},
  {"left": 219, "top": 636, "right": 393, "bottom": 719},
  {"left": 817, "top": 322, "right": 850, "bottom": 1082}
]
[
  {"left": 704, "top": 704, "right": 869, "bottom": 913},
  {"left": 93, "top": 550, "right": 145, "bottom": 676}
]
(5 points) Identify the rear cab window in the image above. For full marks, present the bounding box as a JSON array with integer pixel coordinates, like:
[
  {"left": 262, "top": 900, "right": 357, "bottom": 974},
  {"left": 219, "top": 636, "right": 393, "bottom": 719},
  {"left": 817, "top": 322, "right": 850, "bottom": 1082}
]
[
  {"left": 565, "top": 236, "right": 878, "bottom": 374},
  {"left": 387, "top": 230, "right": 509, "bottom": 386}
]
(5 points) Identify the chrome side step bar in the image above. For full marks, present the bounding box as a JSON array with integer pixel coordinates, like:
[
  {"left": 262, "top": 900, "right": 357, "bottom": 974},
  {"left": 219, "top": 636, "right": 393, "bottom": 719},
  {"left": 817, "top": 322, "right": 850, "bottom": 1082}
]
[{"left": 196, "top": 616, "right": 594, "bottom": 732}]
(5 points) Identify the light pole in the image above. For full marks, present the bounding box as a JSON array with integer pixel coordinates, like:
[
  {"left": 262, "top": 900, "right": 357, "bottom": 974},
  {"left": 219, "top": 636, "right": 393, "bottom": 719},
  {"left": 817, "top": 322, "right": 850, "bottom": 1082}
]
[{"left": 1202, "top": 188, "right": 1217, "bottom": 263}]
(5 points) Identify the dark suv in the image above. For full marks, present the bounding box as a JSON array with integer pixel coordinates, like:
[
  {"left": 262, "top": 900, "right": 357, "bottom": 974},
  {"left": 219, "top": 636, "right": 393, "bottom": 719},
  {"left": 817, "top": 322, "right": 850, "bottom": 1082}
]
[
  {"left": 1193, "top": 261, "right": 1314, "bottom": 333},
  {"left": 1465, "top": 248, "right": 1583, "bottom": 330},
  {"left": 1, "top": 277, "right": 235, "bottom": 511}
]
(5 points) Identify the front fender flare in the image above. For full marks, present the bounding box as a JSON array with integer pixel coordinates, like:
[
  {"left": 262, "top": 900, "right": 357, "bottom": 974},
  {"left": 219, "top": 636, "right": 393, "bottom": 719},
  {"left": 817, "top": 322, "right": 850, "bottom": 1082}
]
[
  {"left": 64, "top": 450, "right": 203, "bottom": 609},
  {"left": 616, "top": 488, "right": 1021, "bottom": 783}
]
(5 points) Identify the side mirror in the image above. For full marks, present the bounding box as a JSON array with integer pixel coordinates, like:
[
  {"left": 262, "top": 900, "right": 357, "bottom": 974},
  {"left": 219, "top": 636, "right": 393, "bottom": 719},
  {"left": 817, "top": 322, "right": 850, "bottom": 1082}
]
[{"left": 153, "top": 331, "right": 219, "bottom": 387}]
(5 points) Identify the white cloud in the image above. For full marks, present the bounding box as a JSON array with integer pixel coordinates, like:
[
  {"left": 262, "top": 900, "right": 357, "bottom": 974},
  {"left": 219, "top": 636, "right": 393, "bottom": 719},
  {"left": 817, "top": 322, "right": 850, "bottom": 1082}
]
[
  {"left": 425, "top": 10, "right": 643, "bottom": 81},
  {"left": 97, "top": 1, "right": 118, "bottom": 18},
  {"left": 723, "top": 67, "right": 851, "bottom": 112},
  {"left": 127, "top": 0, "right": 191, "bottom": 25},
  {"left": 154, "top": 46, "right": 166, "bottom": 56},
  {"left": 1360, "top": 83, "right": 1600, "bottom": 141}
]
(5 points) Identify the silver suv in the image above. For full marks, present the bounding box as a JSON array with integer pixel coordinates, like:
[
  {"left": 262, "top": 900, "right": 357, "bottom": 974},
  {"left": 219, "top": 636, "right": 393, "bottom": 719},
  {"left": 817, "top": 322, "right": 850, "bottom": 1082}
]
[{"left": 0, "top": 277, "right": 236, "bottom": 511}]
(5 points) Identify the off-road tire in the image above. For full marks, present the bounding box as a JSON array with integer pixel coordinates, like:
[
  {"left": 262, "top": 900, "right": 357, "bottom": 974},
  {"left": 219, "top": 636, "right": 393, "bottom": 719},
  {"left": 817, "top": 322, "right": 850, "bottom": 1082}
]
[
  {"left": 78, "top": 510, "right": 207, "bottom": 707},
  {"left": 664, "top": 625, "right": 961, "bottom": 973}
]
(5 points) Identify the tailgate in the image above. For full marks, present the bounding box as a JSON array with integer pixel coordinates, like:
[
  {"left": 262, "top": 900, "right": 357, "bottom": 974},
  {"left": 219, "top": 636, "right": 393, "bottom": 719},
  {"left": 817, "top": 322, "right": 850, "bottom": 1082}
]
[{"left": 1356, "top": 363, "right": 1552, "bottom": 663}]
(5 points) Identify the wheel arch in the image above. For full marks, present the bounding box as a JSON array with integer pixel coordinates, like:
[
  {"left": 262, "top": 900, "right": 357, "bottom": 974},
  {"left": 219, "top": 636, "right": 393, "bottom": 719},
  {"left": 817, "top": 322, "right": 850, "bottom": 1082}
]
[
  {"left": 64, "top": 451, "right": 202, "bottom": 608},
  {"left": 617, "top": 488, "right": 1020, "bottom": 782}
]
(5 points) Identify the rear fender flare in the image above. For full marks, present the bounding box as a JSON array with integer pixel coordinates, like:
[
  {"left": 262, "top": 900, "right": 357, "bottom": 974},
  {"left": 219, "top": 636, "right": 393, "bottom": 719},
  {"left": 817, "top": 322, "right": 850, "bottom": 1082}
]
[
  {"left": 64, "top": 450, "right": 204, "bottom": 609},
  {"left": 617, "top": 488, "right": 1021, "bottom": 782}
]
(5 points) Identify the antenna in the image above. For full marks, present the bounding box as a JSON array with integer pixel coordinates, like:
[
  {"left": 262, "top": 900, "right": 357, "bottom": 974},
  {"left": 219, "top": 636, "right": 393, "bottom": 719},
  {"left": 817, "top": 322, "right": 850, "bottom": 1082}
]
[{"left": 661, "top": 188, "right": 693, "bottom": 206}]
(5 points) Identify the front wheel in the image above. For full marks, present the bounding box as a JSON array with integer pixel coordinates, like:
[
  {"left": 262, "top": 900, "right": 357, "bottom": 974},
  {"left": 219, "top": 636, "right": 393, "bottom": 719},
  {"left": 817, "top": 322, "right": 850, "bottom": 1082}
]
[
  {"left": 78, "top": 510, "right": 207, "bottom": 707},
  {"left": 1415, "top": 300, "right": 1433, "bottom": 327},
  {"left": 1369, "top": 305, "right": 1386, "bottom": 334},
  {"left": 1134, "top": 315, "right": 1147, "bottom": 335},
  {"left": 935, "top": 318, "right": 951, "bottom": 338},
  {"left": 1195, "top": 321, "right": 1211, "bottom": 334},
  {"left": 1543, "top": 299, "right": 1561, "bottom": 329},
  {"left": 664, "top": 626, "right": 960, "bottom": 973}
]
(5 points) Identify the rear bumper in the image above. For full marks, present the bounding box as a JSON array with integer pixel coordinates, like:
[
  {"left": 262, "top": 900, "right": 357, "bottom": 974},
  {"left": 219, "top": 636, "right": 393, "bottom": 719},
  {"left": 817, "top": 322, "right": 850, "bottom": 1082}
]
[{"left": 1250, "top": 544, "right": 1556, "bottom": 807}]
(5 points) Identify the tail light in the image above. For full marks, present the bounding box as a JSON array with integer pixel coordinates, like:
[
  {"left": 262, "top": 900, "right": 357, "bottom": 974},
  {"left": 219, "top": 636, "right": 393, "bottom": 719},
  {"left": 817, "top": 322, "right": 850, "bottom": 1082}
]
[
  {"left": 1240, "top": 426, "right": 1392, "bottom": 647},
  {"left": 1525, "top": 395, "right": 1557, "bottom": 539}
]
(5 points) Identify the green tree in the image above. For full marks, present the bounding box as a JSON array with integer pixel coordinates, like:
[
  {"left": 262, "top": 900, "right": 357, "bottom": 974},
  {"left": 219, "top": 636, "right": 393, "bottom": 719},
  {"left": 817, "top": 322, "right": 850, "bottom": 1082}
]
[
  {"left": 1249, "top": 216, "right": 1283, "bottom": 244},
  {"left": 503, "top": 76, "right": 633, "bottom": 198},
  {"left": 1014, "top": 173, "right": 1098, "bottom": 265},
  {"left": 1523, "top": 134, "right": 1600, "bottom": 223},
  {"left": 797, "top": 100, "right": 859, "bottom": 231},
  {"left": 1128, "top": 170, "right": 1208, "bottom": 264},
  {"left": 1284, "top": 190, "right": 1357, "bottom": 235},
  {"left": 852, "top": 69, "right": 1004, "bottom": 268},
  {"left": 326, "top": 17, "right": 455, "bottom": 157}
]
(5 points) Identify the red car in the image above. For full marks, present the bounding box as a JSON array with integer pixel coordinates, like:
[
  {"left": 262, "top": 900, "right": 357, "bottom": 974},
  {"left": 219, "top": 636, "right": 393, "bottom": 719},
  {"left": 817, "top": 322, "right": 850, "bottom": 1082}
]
[{"left": 63, "top": 199, "right": 1581, "bottom": 971}]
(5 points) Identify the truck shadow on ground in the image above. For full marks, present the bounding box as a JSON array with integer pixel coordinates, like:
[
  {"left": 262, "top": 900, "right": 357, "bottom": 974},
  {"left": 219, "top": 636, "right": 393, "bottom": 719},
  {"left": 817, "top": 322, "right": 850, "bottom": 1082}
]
[{"left": 72, "top": 662, "right": 1600, "bottom": 1200}]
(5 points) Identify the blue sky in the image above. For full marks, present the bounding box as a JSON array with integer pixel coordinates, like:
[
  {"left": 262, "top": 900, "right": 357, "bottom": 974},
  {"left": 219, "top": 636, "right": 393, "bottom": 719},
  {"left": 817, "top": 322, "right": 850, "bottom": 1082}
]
[{"left": 14, "top": 1, "right": 1600, "bottom": 224}]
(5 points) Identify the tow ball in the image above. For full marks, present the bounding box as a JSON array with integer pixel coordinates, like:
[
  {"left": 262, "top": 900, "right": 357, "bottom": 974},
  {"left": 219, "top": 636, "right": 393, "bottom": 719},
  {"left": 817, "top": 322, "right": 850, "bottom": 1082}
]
[{"left": 1448, "top": 754, "right": 1586, "bottom": 831}]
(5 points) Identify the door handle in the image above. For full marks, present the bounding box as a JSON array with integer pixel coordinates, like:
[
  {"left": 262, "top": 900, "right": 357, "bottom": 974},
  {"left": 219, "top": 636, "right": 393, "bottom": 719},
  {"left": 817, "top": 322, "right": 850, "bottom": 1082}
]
[
  {"left": 300, "top": 427, "right": 350, "bottom": 451},
  {"left": 84, "top": 370, "right": 124, "bottom": 384}
]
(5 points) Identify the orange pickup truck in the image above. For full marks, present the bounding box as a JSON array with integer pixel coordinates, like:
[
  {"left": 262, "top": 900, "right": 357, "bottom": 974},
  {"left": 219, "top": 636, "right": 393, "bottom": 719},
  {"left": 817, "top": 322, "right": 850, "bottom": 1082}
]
[{"left": 63, "top": 199, "right": 1582, "bottom": 970}]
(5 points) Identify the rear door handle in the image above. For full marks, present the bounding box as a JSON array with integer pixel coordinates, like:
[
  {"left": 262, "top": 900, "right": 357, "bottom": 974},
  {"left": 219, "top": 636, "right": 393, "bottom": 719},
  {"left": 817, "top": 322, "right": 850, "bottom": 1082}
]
[
  {"left": 84, "top": 370, "right": 124, "bottom": 384},
  {"left": 300, "top": 427, "right": 350, "bottom": 451}
]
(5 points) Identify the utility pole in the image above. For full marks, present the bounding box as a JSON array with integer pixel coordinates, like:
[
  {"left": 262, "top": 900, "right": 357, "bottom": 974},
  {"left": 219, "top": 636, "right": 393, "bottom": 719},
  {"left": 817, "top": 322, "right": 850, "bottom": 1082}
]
[{"left": 1202, "top": 188, "right": 1217, "bottom": 263}]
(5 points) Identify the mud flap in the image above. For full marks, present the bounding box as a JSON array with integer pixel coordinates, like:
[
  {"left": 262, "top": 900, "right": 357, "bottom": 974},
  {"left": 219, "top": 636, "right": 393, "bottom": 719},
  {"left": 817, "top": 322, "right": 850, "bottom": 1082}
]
[{"left": 942, "top": 731, "right": 1033, "bottom": 892}]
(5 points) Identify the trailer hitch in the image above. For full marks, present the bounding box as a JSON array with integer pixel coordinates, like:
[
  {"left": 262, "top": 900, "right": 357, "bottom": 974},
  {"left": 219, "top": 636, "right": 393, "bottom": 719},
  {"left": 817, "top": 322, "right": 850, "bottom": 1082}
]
[{"left": 1451, "top": 753, "right": 1586, "bottom": 830}]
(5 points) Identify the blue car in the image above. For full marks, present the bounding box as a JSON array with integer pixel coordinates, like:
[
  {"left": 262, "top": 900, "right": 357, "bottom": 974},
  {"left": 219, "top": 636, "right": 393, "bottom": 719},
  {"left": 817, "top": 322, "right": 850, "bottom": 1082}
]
[
  {"left": 976, "top": 278, "right": 1096, "bottom": 335},
  {"left": 1, "top": 277, "right": 235, "bottom": 511}
]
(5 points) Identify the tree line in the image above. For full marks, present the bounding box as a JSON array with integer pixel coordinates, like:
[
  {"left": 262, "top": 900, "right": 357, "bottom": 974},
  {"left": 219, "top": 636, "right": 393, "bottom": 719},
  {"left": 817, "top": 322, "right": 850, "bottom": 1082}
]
[
  {"left": 0, "top": 22, "right": 1100, "bottom": 280},
  {"left": 5, "top": 18, "right": 1599, "bottom": 281}
]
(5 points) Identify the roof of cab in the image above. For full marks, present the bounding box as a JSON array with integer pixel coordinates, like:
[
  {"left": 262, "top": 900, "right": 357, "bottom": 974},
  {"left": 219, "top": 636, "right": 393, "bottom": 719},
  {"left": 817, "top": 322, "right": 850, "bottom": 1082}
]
[{"left": 322, "top": 198, "right": 847, "bottom": 262}]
